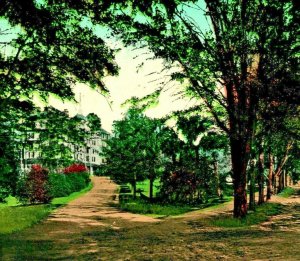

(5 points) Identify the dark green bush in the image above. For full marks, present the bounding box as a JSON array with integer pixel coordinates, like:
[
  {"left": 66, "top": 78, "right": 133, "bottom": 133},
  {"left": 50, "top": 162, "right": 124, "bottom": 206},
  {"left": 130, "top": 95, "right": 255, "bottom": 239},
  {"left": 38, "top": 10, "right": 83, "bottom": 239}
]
[
  {"left": 48, "top": 173, "right": 71, "bottom": 198},
  {"left": 66, "top": 172, "right": 90, "bottom": 192},
  {"left": 48, "top": 172, "right": 90, "bottom": 198}
]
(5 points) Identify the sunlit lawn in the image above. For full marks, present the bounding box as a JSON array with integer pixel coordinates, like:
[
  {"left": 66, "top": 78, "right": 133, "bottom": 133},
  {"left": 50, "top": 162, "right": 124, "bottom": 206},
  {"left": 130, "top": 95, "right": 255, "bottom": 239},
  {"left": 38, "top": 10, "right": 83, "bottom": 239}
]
[
  {"left": 0, "top": 183, "right": 93, "bottom": 234},
  {"left": 125, "top": 179, "right": 160, "bottom": 197}
]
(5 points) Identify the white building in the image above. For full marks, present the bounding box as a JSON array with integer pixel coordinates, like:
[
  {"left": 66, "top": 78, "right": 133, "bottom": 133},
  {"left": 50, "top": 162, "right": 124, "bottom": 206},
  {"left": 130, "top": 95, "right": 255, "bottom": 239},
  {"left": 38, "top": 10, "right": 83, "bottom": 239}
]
[{"left": 20, "top": 128, "right": 110, "bottom": 174}]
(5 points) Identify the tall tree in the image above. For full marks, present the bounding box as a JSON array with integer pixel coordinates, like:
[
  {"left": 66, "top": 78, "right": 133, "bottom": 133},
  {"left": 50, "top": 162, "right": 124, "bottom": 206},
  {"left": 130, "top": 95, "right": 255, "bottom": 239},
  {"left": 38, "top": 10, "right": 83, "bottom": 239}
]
[
  {"left": 0, "top": 1, "right": 118, "bottom": 194},
  {"left": 101, "top": 0, "right": 299, "bottom": 217},
  {"left": 102, "top": 108, "right": 164, "bottom": 199}
]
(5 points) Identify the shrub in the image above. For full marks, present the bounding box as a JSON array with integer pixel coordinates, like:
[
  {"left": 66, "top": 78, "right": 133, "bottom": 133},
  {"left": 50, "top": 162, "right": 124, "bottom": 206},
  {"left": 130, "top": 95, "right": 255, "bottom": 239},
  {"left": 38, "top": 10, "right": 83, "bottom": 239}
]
[
  {"left": 64, "top": 163, "right": 87, "bottom": 174},
  {"left": 159, "top": 168, "right": 207, "bottom": 204},
  {"left": 0, "top": 158, "right": 14, "bottom": 202},
  {"left": 66, "top": 172, "right": 90, "bottom": 192},
  {"left": 48, "top": 173, "right": 71, "bottom": 198},
  {"left": 63, "top": 163, "right": 90, "bottom": 193},
  {"left": 16, "top": 165, "right": 51, "bottom": 204}
]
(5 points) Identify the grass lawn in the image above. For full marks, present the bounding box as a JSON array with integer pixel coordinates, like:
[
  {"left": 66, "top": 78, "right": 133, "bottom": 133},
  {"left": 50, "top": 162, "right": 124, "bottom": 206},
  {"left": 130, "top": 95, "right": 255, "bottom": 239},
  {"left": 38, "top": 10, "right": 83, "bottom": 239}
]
[
  {"left": 0, "top": 182, "right": 93, "bottom": 235},
  {"left": 119, "top": 196, "right": 232, "bottom": 217},
  {"left": 119, "top": 199, "right": 195, "bottom": 216},
  {"left": 208, "top": 202, "right": 283, "bottom": 227},
  {"left": 125, "top": 179, "right": 160, "bottom": 197}
]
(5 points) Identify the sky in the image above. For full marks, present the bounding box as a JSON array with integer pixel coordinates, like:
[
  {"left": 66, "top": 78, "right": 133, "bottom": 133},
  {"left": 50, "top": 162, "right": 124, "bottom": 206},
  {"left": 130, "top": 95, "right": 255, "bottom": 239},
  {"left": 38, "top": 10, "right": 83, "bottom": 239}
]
[
  {"left": 1, "top": 1, "right": 209, "bottom": 133},
  {"left": 49, "top": 45, "right": 198, "bottom": 132}
]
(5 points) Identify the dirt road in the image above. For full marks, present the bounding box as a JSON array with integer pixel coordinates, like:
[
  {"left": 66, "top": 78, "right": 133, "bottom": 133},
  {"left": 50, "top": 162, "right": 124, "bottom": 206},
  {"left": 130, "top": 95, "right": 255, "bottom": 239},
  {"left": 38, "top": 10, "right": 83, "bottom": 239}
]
[{"left": 1, "top": 177, "right": 299, "bottom": 260}]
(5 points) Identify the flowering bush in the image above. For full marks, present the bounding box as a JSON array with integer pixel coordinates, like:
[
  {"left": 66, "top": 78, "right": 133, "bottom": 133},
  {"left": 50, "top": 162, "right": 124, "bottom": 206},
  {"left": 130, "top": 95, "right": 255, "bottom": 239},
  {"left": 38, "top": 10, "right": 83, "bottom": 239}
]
[
  {"left": 63, "top": 163, "right": 87, "bottom": 174},
  {"left": 16, "top": 164, "right": 51, "bottom": 204}
]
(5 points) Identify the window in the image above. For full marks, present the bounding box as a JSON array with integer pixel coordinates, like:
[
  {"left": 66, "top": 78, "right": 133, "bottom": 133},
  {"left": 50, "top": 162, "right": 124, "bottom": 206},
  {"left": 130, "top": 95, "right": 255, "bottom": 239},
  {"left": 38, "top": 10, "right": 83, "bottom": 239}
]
[
  {"left": 28, "top": 132, "right": 35, "bottom": 139},
  {"left": 86, "top": 148, "right": 89, "bottom": 153},
  {"left": 92, "top": 157, "right": 95, "bottom": 162},
  {"left": 86, "top": 156, "right": 89, "bottom": 162}
]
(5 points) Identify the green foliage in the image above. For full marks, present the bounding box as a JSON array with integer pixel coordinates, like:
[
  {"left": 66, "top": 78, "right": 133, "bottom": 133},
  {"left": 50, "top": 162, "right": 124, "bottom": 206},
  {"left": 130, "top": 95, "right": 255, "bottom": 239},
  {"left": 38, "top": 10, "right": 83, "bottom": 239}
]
[
  {"left": 49, "top": 172, "right": 90, "bottom": 198},
  {"left": 0, "top": 158, "right": 14, "bottom": 202},
  {"left": 66, "top": 172, "right": 90, "bottom": 193},
  {"left": 51, "top": 182, "right": 93, "bottom": 206},
  {"left": 48, "top": 173, "right": 72, "bottom": 198},
  {"left": 102, "top": 108, "right": 165, "bottom": 197}
]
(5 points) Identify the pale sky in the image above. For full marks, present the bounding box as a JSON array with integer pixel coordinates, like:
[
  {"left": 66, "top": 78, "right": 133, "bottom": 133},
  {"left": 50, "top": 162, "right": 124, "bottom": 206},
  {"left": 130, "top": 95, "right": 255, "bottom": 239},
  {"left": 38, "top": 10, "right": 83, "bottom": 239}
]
[
  {"left": 49, "top": 45, "right": 198, "bottom": 132},
  {"left": 1, "top": 1, "right": 209, "bottom": 133}
]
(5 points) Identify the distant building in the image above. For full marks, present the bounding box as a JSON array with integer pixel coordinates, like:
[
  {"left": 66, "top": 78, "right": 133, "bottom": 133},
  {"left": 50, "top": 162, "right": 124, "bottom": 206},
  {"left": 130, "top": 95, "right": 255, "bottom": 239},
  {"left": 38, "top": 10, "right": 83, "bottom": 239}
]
[
  {"left": 20, "top": 128, "right": 110, "bottom": 175},
  {"left": 68, "top": 130, "right": 110, "bottom": 174}
]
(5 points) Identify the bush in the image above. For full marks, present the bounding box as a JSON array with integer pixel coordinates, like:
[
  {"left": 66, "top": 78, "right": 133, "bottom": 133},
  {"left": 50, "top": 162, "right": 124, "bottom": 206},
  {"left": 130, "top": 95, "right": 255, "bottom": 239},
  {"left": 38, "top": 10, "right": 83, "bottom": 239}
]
[
  {"left": 48, "top": 173, "right": 71, "bottom": 198},
  {"left": 66, "top": 172, "right": 90, "bottom": 192},
  {"left": 0, "top": 158, "right": 14, "bottom": 202},
  {"left": 16, "top": 165, "right": 51, "bottom": 204},
  {"left": 64, "top": 163, "right": 87, "bottom": 174},
  {"left": 16, "top": 164, "right": 91, "bottom": 204}
]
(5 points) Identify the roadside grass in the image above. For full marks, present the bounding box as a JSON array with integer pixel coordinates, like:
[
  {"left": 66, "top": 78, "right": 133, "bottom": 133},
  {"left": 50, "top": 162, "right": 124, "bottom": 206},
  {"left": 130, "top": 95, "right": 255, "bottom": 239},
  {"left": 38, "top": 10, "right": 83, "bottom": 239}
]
[
  {"left": 119, "top": 199, "right": 195, "bottom": 216},
  {"left": 0, "top": 182, "right": 93, "bottom": 234},
  {"left": 277, "top": 187, "right": 296, "bottom": 198},
  {"left": 208, "top": 203, "right": 282, "bottom": 228},
  {"left": 118, "top": 196, "right": 233, "bottom": 217}
]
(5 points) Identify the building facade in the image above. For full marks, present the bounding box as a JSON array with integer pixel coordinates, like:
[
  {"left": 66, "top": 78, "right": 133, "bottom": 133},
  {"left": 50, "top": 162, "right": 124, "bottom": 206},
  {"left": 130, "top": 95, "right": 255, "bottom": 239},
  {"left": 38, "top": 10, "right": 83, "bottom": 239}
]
[{"left": 20, "top": 129, "right": 110, "bottom": 174}]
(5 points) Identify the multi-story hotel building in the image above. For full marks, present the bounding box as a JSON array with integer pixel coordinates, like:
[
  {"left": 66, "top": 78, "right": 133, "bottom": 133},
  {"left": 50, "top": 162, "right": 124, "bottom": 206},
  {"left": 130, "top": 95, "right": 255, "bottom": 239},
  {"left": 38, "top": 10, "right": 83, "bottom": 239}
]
[{"left": 20, "top": 127, "right": 110, "bottom": 175}]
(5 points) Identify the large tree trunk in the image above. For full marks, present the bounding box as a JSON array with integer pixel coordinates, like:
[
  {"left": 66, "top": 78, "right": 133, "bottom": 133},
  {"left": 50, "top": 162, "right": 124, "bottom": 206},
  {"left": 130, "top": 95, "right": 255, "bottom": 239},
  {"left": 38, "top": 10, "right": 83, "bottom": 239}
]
[
  {"left": 231, "top": 138, "right": 249, "bottom": 218},
  {"left": 258, "top": 142, "right": 265, "bottom": 205},
  {"left": 267, "top": 151, "right": 274, "bottom": 200}
]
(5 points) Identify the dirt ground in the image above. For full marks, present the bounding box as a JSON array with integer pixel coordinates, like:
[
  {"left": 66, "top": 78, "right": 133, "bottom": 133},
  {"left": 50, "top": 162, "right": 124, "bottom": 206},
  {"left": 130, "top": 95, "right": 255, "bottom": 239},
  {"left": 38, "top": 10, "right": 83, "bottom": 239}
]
[{"left": 1, "top": 177, "right": 299, "bottom": 260}]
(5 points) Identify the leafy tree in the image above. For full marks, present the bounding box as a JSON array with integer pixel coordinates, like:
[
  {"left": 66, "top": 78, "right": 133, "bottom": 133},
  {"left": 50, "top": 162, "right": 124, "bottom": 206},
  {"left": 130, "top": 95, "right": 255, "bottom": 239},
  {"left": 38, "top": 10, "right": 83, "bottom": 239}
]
[
  {"left": 102, "top": 108, "right": 164, "bottom": 199},
  {"left": 102, "top": 0, "right": 299, "bottom": 217},
  {"left": 0, "top": 1, "right": 117, "bottom": 198}
]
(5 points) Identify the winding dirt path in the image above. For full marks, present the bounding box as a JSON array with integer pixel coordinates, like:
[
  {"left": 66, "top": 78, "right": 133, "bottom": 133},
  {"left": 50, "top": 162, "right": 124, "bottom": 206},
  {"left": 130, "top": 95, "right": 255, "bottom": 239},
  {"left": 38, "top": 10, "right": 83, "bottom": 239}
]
[
  {"left": 2, "top": 179, "right": 299, "bottom": 260},
  {"left": 47, "top": 176, "right": 158, "bottom": 230}
]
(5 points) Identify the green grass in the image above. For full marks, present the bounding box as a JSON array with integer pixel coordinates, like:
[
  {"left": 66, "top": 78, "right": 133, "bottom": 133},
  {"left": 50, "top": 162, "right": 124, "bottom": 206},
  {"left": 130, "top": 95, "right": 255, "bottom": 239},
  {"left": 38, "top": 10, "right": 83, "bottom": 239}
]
[
  {"left": 0, "top": 182, "right": 93, "bottom": 235},
  {"left": 0, "top": 204, "right": 54, "bottom": 234},
  {"left": 125, "top": 179, "right": 160, "bottom": 197},
  {"left": 209, "top": 203, "right": 282, "bottom": 228},
  {"left": 119, "top": 199, "right": 195, "bottom": 216},
  {"left": 277, "top": 187, "right": 296, "bottom": 198}
]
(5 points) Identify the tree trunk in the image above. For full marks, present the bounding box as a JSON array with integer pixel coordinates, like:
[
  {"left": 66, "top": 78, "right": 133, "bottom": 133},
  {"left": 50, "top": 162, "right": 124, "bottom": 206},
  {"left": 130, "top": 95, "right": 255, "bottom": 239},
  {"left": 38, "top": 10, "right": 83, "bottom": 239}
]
[
  {"left": 213, "top": 160, "right": 221, "bottom": 198},
  {"left": 195, "top": 146, "right": 200, "bottom": 166},
  {"left": 249, "top": 160, "right": 256, "bottom": 210},
  {"left": 278, "top": 173, "right": 283, "bottom": 193},
  {"left": 231, "top": 138, "right": 249, "bottom": 218},
  {"left": 149, "top": 176, "right": 154, "bottom": 201},
  {"left": 267, "top": 150, "right": 274, "bottom": 200},
  {"left": 258, "top": 143, "right": 265, "bottom": 205},
  {"left": 132, "top": 173, "right": 137, "bottom": 199}
]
